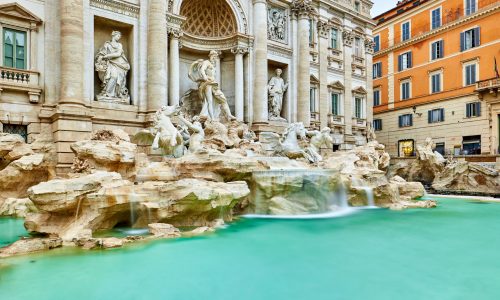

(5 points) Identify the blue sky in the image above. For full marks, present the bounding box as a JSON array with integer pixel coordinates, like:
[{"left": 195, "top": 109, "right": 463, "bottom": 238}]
[{"left": 372, "top": 0, "right": 400, "bottom": 16}]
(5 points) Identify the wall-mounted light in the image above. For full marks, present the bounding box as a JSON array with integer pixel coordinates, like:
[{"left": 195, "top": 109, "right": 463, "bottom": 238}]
[{"left": 412, "top": 106, "right": 422, "bottom": 117}]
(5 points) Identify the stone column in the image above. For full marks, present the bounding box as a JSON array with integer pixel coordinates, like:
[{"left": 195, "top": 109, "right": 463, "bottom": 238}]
[
  {"left": 317, "top": 21, "right": 330, "bottom": 129},
  {"left": 147, "top": 0, "right": 168, "bottom": 112},
  {"left": 232, "top": 46, "right": 247, "bottom": 121},
  {"left": 342, "top": 30, "right": 354, "bottom": 139},
  {"left": 290, "top": 14, "right": 298, "bottom": 122},
  {"left": 292, "top": 0, "right": 315, "bottom": 127},
  {"left": 168, "top": 29, "right": 182, "bottom": 106},
  {"left": 365, "top": 38, "right": 375, "bottom": 124},
  {"left": 43, "top": 0, "right": 60, "bottom": 106},
  {"left": 59, "top": 0, "right": 85, "bottom": 106},
  {"left": 252, "top": 0, "right": 268, "bottom": 124}
]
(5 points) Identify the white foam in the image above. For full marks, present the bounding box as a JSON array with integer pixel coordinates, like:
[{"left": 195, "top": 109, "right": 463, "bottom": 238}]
[{"left": 242, "top": 207, "right": 358, "bottom": 220}]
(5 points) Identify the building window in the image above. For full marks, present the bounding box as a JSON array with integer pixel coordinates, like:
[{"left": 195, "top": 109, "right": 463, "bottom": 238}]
[
  {"left": 398, "top": 51, "right": 412, "bottom": 71},
  {"left": 355, "top": 1, "right": 360, "bottom": 12},
  {"left": 309, "top": 19, "right": 315, "bottom": 46},
  {"left": 465, "top": 0, "right": 477, "bottom": 16},
  {"left": 461, "top": 27, "right": 480, "bottom": 51},
  {"left": 428, "top": 108, "right": 445, "bottom": 123},
  {"left": 464, "top": 63, "right": 477, "bottom": 86},
  {"left": 354, "top": 97, "right": 363, "bottom": 119},
  {"left": 373, "top": 62, "right": 382, "bottom": 79},
  {"left": 435, "top": 142, "right": 445, "bottom": 155},
  {"left": 373, "top": 89, "right": 381, "bottom": 106},
  {"left": 3, "top": 28, "right": 27, "bottom": 69},
  {"left": 399, "top": 114, "right": 413, "bottom": 128},
  {"left": 462, "top": 135, "right": 481, "bottom": 155},
  {"left": 331, "top": 93, "right": 340, "bottom": 115},
  {"left": 401, "top": 21, "right": 411, "bottom": 41},
  {"left": 373, "top": 119, "right": 382, "bottom": 131},
  {"left": 2, "top": 124, "right": 28, "bottom": 142},
  {"left": 398, "top": 139, "right": 415, "bottom": 157},
  {"left": 354, "top": 37, "right": 362, "bottom": 57},
  {"left": 466, "top": 102, "right": 481, "bottom": 118},
  {"left": 431, "top": 8, "right": 441, "bottom": 29},
  {"left": 373, "top": 35, "right": 380, "bottom": 52},
  {"left": 431, "top": 40, "right": 444, "bottom": 60},
  {"left": 310, "top": 87, "right": 317, "bottom": 112},
  {"left": 430, "top": 72, "right": 442, "bottom": 93},
  {"left": 330, "top": 28, "right": 338, "bottom": 49},
  {"left": 401, "top": 80, "right": 411, "bottom": 100}
]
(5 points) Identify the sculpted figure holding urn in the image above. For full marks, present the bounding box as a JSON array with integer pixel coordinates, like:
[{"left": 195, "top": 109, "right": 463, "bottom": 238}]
[{"left": 95, "top": 31, "right": 131, "bottom": 103}]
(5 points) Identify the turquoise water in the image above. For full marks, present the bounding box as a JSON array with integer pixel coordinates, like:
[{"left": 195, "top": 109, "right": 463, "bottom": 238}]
[
  {"left": 0, "top": 218, "right": 29, "bottom": 248},
  {"left": 1, "top": 198, "right": 500, "bottom": 300}
]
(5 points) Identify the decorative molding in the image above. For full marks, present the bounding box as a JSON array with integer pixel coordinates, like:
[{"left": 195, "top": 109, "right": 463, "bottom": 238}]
[
  {"left": 231, "top": 46, "right": 248, "bottom": 55},
  {"left": 328, "top": 80, "right": 345, "bottom": 90},
  {"left": 0, "top": 3, "right": 42, "bottom": 24},
  {"left": 342, "top": 30, "right": 354, "bottom": 47},
  {"left": 168, "top": 28, "right": 183, "bottom": 39},
  {"left": 268, "top": 43, "right": 293, "bottom": 58},
  {"left": 352, "top": 86, "right": 367, "bottom": 95},
  {"left": 364, "top": 38, "right": 375, "bottom": 54},
  {"left": 90, "top": 0, "right": 140, "bottom": 18}
]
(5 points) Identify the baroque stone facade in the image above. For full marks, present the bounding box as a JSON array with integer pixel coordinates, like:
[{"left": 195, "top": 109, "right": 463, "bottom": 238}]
[{"left": 0, "top": 0, "right": 374, "bottom": 173}]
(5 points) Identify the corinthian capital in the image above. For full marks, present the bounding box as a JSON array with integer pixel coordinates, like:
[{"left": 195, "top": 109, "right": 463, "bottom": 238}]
[
  {"left": 168, "top": 28, "right": 183, "bottom": 39},
  {"left": 231, "top": 46, "right": 249, "bottom": 55},
  {"left": 343, "top": 30, "right": 354, "bottom": 47},
  {"left": 317, "top": 20, "right": 331, "bottom": 39},
  {"left": 291, "top": 0, "right": 317, "bottom": 19}
]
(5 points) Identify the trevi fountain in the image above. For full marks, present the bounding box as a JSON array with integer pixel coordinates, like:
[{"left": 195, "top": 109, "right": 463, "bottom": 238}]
[{"left": 1, "top": 1, "right": 500, "bottom": 299}]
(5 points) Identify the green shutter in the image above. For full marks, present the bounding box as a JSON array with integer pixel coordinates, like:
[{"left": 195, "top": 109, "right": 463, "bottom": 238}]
[{"left": 3, "top": 29, "right": 26, "bottom": 69}]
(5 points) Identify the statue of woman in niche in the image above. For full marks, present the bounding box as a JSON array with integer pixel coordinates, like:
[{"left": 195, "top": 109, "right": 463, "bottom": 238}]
[
  {"left": 95, "top": 31, "right": 131, "bottom": 103},
  {"left": 267, "top": 68, "right": 288, "bottom": 121}
]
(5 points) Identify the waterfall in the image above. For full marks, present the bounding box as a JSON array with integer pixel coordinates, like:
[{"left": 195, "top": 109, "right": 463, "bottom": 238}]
[{"left": 351, "top": 177, "right": 377, "bottom": 208}]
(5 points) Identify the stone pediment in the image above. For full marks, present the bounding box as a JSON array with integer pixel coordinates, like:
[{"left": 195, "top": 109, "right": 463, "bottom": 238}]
[
  {"left": 352, "top": 86, "right": 367, "bottom": 95},
  {"left": 328, "top": 80, "right": 345, "bottom": 90},
  {"left": 310, "top": 74, "right": 320, "bottom": 84},
  {"left": 0, "top": 3, "right": 42, "bottom": 24}
]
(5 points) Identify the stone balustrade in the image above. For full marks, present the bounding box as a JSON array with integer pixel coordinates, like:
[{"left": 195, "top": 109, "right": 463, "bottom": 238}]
[
  {"left": 0, "top": 67, "right": 42, "bottom": 103},
  {"left": 352, "top": 117, "right": 366, "bottom": 128}
]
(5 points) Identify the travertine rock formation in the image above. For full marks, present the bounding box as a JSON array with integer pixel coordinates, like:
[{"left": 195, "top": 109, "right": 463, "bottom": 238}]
[
  {"left": 25, "top": 171, "right": 250, "bottom": 241},
  {"left": 0, "top": 198, "right": 37, "bottom": 217},
  {"left": 0, "top": 237, "right": 62, "bottom": 258},
  {"left": 432, "top": 161, "right": 499, "bottom": 195}
]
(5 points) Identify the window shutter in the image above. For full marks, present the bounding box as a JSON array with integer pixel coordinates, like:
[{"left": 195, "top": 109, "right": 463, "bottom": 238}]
[
  {"left": 440, "top": 108, "right": 445, "bottom": 121},
  {"left": 439, "top": 40, "right": 444, "bottom": 57},
  {"left": 471, "top": 64, "right": 476, "bottom": 83},
  {"left": 408, "top": 52, "right": 413, "bottom": 68},
  {"left": 437, "top": 74, "right": 441, "bottom": 92},
  {"left": 460, "top": 32, "right": 465, "bottom": 51},
  {"left": 428, "top": 110, "right": 432, "bottom": 123},
  {"left": 474, "top": 27, "right": 480, "bottom": 47},
  {"left": 398, "top": 55, "right": 402, "bottom": 71},
  {"left": 477, "top": 102, "right": 481, "bottom": 116},
  {"left": 466, "top": 103, "right": 471, "bottom": 118},
  {"left": 399, "top": 116, "right": 402, "bottom": 127},
  {"left": 378, "top": 63, "right": 382, "bottom": 77},
  {"left": 432, "top": 43, "right": 436, "bottom": 60},
  {"left": 409, "top": 115, "right": 413, "bottom": 126}
]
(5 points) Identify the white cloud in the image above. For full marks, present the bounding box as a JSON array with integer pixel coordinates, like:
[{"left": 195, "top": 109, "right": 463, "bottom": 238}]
[{"left": 371, "top": 0, "right": 400, "bottom": 17}]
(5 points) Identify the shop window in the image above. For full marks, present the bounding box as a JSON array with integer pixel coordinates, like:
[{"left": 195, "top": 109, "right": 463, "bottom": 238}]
[
  {"left": 398, "top": 139, "right": 415, "bottom": 157},
  {"left": 462, "top": 135, "right": 481, "bottom": 155}
]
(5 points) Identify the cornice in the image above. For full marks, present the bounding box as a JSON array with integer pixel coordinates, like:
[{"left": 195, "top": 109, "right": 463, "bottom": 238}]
[{"left": 90, "top": 0, "right": 140, "bottom": 18}]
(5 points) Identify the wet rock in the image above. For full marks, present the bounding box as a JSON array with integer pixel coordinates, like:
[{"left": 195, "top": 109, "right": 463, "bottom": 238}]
[
  {"left": 432, "top": 161, "right": 499, "bottom": 195},
  {"left": 101, "top": 237, "right": 124, "bottom": 249},
  {"left": 0, "top": 198, "right": 37, "bottom": 217},
  {"left": 0, "top": 237, "right": 62, "bottom": 258},
  {"left": 389, "top": 199, "right": 438, "bottom": 210},
  {"left": 148, "top": 223, "right": 181, "bottom": 238}
]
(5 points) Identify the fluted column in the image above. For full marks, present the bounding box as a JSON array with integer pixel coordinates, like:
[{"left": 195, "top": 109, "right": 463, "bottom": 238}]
[
  {"left": 147, "top": 0, "right": 168, "bottom": 112},
  {"left": 343, "top": 30, "right": 354, "bottom": 136},
  {"left": 252, "top": 0, "right": 268, "bottom": 124},
  {"left": 365, "top": 38, "right": 375, "bottom": 124},
  {"left": 292, "top": 0, "right": 316, "bottom": 127},
  {"left": 232, "top": 46, "right": 247, "bottom": 121},
  {"left": 168, "top": 29, "right": 182, "bottom": 106},
  {"left": 59, "top": 0, "right": 84, "bottom": 106},
  {"left": 317, "top": 21, "right": 331, "bottom": 129}
]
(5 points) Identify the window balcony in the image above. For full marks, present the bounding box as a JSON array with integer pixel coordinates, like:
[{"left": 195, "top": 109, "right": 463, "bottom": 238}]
[
  {"left": 476, "top": 77, "right": 500, "bottom": 95},
  {"left": 310, "top": 112, "right": 321, "bottom": 130},
  {"left": 328, "top": 114, "right": 344, "bottom": 125},
  {"left": 352, "top": 117, "right": 367, "bottom": 128},
  {"left": 0, "top": 67, "right": 42, "bottom": 103}
]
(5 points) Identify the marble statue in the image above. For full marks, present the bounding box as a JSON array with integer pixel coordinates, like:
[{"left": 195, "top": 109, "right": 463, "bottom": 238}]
[
  {"left": 132, "top": 105, "right": 184, "bottom": 157},
  {"left": 178, "top": 114, "right": 205, "bottom": 153},
  {"left": 263, "top": 122, "right": 308, "bottom": 159},
  {"left": 188, "top": 51, "right": 236, "bottom": 121},
  {"left": 304, "top": 127, "right": 333, "bottom": 163},
  {"left": 268, "top": 7, "right": 287, "bottom": 42},
  {"left": 95, "top": 31, "right": 131, "bottom": 103},
  {"left": 268, "top": 68, "right": 288, "bottom": 121},
  {"left": 367, "top": 122, "right": 377, "bottom": 142}
]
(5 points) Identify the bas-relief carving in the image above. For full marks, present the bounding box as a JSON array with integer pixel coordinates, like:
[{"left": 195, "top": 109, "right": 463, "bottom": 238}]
[
  {"left": 89, "top": 0, "right": 140, "bottom": 18},
  {"left": 267, "top": 68, "right": 288, "bottom": 121},
  {"left": 267, "top": 6, "right": 288, "bottom": 43},
  {"left": 95, "top": 31, "right": 131, "bottom": 103}
]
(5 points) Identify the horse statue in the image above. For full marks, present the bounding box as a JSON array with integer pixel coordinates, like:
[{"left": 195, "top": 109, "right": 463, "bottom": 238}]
[
  {"left": 132, "top": 105, "right": 185, "bottom": 157},
  {"left": 263, "top": 122, "right": 308, "bottom": 159}
]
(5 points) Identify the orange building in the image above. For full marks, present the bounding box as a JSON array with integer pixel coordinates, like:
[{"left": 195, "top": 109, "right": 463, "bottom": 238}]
[{"left": 372, "top": 0, "right": 500, "bottom": 157}]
